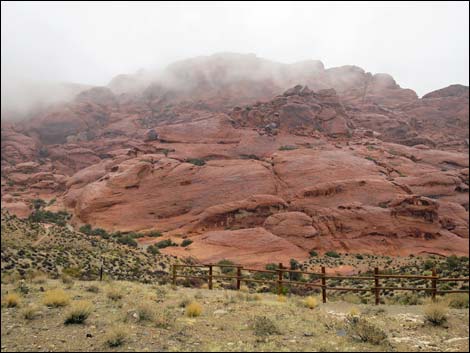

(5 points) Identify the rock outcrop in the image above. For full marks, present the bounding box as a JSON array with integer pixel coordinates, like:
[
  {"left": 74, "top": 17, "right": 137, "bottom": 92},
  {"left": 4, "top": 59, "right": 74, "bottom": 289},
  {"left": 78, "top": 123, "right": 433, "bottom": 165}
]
[{"left": 1, "top": 53, "right": 468, "bottom": 266}]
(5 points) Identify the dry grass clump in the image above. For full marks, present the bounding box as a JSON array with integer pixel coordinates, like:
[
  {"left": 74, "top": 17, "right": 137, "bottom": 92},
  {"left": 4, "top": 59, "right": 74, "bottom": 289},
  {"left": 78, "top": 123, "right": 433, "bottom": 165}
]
[
  {"left": 445, "top": 293, "right": 469, "bottom": 309},
  {"left": 86, "top": 285, "right": 100, "bottom": 293},
  {"left": 136, "top": 301, "right": 156, "bottom": 322},
  {"left": 424, "top": 302, "right": 448, "bottom": 326},
  {"left": 304, "top": 296, "right": 320, "bottom": 309},
  {"left": 2, "top": 293, "right": 21, "bottom": 308},
  {"left": 346, "top": 316, "right": 387, "bottom": 345},
  {"left": 31, "top": 272, "right": 48, "bottom": 284},
  {"left": 154, "top": 308, "right": 173, "bottom": 329},
  {"left": 106, "top": 286, "right": 123, "bottom": 301},
  {"left": 22, "top": 304, "right": 41, "bottom": 320},
  {"left": 61, "top": 274, "right": 74, "bottom": 285},
  {"left": 179, "top": 297, "right": 191, "bottom": 308},
  {"left": 342, "top": 293, "right": 362, "bottom": 304},
  {"left": 64, "top": 301, "right": 93, "bottom": 324},
  {"left": 250, "top": 316, "right": 281, "bottom": 336},
  {"left": 43, "top": 289, "right": 70, "bottom": 307},
  {"left": 105, "top": 325, "right": 128, "bottom": 347},
  {"left": 185, "top": 301, "right": 202, "bottom": 317},
  {"left": 277, "top": 295, "right": 287, "bottom": 303}
]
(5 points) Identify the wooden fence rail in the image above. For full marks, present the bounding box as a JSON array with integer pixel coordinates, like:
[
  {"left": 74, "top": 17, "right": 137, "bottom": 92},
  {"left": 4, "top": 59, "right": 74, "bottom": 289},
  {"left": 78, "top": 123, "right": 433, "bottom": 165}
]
[{"left": 172, "top": 262, "right": 469, "bottom": 305}]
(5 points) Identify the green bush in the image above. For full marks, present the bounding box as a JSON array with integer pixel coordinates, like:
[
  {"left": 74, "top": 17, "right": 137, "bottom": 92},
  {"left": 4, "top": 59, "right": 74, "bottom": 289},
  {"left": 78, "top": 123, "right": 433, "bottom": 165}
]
[
  {"left": 181, "top": 239, "right": 193, "bottom": 247},
  {"left": 117, "top": 235, "right": 138, "bottom": 247},
  {"left": 155, "top": 239, "right": 177, "bottom": 249},
  {"left": 146, "top": 231, "right": 162, "bottom": 238},
  {"left": 278, "top": 145, "right": 297, "bottom": 151},
  {"left": 217, "top": 259, "right": 236, "bottom": 274},
  {"left": 146, "top": 245, "right": 160, "bottom": 255},
  {"left": 309, "top": 249, "right": 318, "bottom": 257},
  {"left": 186, "top": 158, "right": 205, "bottom": 166},
  {"left": 325, "top": 251, "right": 340, "bottom": 258},
  {"left": 28, "top": 210, "right": 70, "bottom": 226},
  {"left": 79, "top": 224, "right": 92, "bottom": 235},
  {"left": 250, "top": 316, "right": 281, "bottom": 336}
]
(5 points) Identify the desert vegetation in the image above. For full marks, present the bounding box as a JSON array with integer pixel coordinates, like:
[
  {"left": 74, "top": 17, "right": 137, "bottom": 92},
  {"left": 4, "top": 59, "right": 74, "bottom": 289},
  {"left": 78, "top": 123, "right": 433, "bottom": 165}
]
[{"left": 1, "top": 277, "right": 468, "bottom": 352}]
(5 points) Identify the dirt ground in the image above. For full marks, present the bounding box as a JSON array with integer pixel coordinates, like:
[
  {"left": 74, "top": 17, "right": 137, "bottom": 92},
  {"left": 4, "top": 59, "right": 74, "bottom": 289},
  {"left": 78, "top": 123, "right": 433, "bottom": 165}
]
[{"left": 1, "top": 279, "right": 469, "bottom": 352}]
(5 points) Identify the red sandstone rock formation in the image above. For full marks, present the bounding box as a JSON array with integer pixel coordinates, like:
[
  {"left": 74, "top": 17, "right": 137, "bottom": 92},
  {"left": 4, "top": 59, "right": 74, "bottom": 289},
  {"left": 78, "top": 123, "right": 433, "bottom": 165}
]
[{"left": 1, "top": 53, "right": 468, "bottom": 265}]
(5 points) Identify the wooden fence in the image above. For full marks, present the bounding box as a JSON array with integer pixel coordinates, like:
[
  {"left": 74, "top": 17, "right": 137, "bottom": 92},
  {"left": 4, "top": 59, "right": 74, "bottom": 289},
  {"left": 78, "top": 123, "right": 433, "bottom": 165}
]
[{"left": 172, "top": 262, "right": 469, "bottom": 305}]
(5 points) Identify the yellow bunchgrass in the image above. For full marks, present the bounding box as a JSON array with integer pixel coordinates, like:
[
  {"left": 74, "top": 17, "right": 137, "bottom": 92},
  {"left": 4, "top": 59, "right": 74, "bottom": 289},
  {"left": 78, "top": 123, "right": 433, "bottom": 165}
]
[{"left": 43, "top": 289, "right": 70, "bottom": 307}]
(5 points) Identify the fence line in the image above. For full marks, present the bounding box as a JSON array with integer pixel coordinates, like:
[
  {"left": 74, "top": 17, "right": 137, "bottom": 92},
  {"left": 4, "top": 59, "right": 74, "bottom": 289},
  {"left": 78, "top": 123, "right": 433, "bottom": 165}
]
[{"left": 172, "top": 262, "right": 469, "bottom": 305}]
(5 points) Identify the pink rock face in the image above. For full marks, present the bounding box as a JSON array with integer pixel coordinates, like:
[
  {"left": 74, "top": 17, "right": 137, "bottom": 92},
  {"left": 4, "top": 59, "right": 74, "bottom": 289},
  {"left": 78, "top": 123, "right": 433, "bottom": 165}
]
[{"left": 1, "top": 54, "right": 468, "bottom": 265}]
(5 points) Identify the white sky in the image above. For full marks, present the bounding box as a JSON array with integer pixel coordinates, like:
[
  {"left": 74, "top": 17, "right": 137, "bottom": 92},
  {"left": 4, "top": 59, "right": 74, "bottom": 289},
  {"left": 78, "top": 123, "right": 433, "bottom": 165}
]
[{"left": 1, "top": 1, "right": 469, "bottom": 96}]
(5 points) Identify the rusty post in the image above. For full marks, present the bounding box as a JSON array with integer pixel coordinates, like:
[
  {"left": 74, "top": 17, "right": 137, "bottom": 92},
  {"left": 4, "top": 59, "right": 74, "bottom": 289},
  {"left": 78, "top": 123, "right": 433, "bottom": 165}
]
[
  {"left": 374, "top": 267, "right": 380, "bottom": 305},
  {"left": 208, "top": 264, "right": 213, "bottom": 290},
  {"left": 321, "top": 266, "right": 327, "bottom": 303},
  {"left": 278, "top": 263, "right": 284, "bottom": 295},
  {"left": 432, "top": 268, "right": 437, "bottom": 301},
  {"left": 236, "top": 266, "right": 242, "bottom": 290}
]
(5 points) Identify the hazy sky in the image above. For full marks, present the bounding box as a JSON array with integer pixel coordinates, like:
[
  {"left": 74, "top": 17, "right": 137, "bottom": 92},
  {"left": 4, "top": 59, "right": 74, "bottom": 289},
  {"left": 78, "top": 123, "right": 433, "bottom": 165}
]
[{"left": 1, "top": 1, "right": 469, "bottom": 96}]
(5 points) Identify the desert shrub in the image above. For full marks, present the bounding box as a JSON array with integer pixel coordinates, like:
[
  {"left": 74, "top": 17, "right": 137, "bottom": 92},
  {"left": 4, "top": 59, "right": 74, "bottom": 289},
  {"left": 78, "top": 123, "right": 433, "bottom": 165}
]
[
  {"left": 325, "top": 251, "right": 340, "bottom": 258},
  {"left": 28, "top": 210, "right": 70, "bottom": 226},
  {"left": 91, "top": 227, "right": 109, "bottom": 238},
  {"left": 61, "top": 274, "right": 74, "bottom": 285},
  {"left": 155, "top": 239, "right": 177, "bottom": 249},
  {"left": 136, "top": 301, "right": 155, "bottom": 322},
  {"left": 309, "top": 249, "right": 318, "bottom": 257},
  {"left": 179, "top": 297, "right": 191, "bottom": 308},
  {"left": 64, "top": 301, "right": 93, "bottom": 324},
  {"left": 446, "top": 293, "right": 469, "bottom": 309},
  {"left": 79, "top": 224, "right": 93, "bottom": 235},
  {"left": 181, "top": 239, "right": 193, "bottom": 247},
  {"left": 86, "top": 285, "right": 100, "bottom": 293},
  {"left": 2, "top": 293, "right": 20, "bottom": 308},
  {"left": 146, "top": 245, "right": 160, "bottom": 255},
  {"left": 347, "top": 316, "right": 387, "bottom": 345},
  {"left": 117, "top": 235, "right": 138, "bottom": 247},
  {"left": 355, "top": 254, "right": 364, "bottom": 260},
  {"left": 154, "top": 308, "right": 173, "bottom": 328},
  {"left": 445, "top": 255, "right": 460, "bottom": 271},
  {"left": 217, "top": 259, "right": 236, "bottom": 274},
  {"left": 304, "top": 296, "right": 320, "bottom": 309},
  {"left": 289, "top": 258, "right": 301, "bottom": 281},
  {"left": 62, "top": 266, "right": 82, "bottom": 278},
  {"left": 424, "top": 303, "right": 448, "bottom": 326},
  {"left": 186, "top": 158, "right": 205, "bottom": 166},
  {"left": 22, "top": 304, "right": 40, "bottom": 320},
  {"left": 43, "top": 289, "right": 70, "bottom": 307},
  {"left": 32, "top": 198, "right": 46, "bottom": 210},
  {"left": 396, "top": 292, "right": 421, "bottom": 305},
  {"left": 146, "top": 231, "right": 162, "bottom": 238},
  {"left": 278, "top": 145, "right": 297, "bottom": 151},
  {"left": 186, "top": 302, "right": 202, "bottom": 317},
  {"left": 250, "top": 316, "right": 281, "bottom": 336},
  {"left": 342, "top": 293, "right": 362, "bottom": 304},
  {"left": 105, "top": 325, "right": 128, "bottom": 347},
  {"left": 106, "top": 286, "right": 123, "bottom": 301},
  {"left": 31, "top": 272, "right": 48, "bottom": 284}
]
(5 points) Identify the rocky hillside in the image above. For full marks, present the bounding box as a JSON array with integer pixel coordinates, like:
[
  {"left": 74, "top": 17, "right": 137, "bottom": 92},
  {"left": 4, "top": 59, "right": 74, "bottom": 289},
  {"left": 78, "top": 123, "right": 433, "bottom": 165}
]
[
  {"left": 1, "top": 211, "right": 175, "bottom": 282},
  {"left": 1, "top": 53, "right": 468, "bottom": 267}
]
